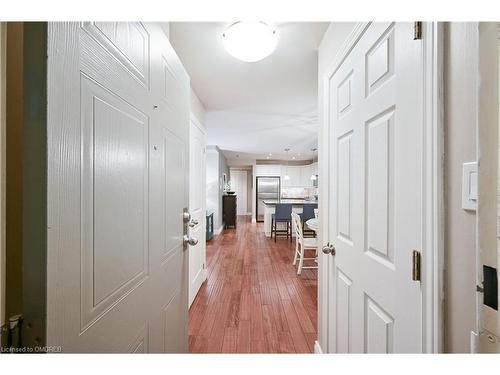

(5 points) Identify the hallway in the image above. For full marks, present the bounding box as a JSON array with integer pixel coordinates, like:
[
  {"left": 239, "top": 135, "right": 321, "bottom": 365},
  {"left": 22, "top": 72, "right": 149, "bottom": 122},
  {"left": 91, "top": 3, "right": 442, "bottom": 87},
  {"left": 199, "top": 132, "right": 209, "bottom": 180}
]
[{"left": 189, "top": 217, "right": 318, "bottom": 353}]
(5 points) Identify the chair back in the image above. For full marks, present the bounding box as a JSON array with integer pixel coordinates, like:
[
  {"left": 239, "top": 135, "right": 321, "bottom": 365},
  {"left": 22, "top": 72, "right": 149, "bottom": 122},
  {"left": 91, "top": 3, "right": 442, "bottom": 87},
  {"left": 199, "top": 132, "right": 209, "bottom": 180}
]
[
  {"left": 291, "top": 212, "right": 303, "bottom": 243},
  {"left": 274, "top": 203, "right": 292, "bottom": 220},
  {"left": 302, "top": 203, "right": 318, "bottom": 221}
]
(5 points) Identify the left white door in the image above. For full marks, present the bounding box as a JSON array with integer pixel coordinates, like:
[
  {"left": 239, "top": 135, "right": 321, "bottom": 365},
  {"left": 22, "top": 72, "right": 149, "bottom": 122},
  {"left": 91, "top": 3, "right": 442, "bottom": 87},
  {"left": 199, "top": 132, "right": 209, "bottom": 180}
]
[
  {"left": 188, "top": 115, "right": 206, "bottom": 307},
  {"left": 47, "top": 22, "right": 191, "bottom": 352}
]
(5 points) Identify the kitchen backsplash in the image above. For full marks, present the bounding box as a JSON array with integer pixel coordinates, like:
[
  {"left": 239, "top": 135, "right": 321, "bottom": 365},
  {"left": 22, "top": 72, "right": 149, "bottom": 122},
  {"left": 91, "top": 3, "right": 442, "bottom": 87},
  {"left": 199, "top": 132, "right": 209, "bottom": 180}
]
[{"left": 281, "top": 187, "right": 318, "bottom": 200}]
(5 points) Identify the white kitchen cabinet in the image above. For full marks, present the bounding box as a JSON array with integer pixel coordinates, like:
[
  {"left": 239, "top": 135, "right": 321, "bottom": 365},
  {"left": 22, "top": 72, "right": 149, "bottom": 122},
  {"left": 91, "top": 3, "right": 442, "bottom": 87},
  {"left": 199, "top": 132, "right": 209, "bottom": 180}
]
[
  {"left": 259, "top": 163, "right": 318, "bottom": 187},
  {"left": 300, "top": 164, "right": 311, "bottom": 187},
  {"left": 256, "top": 164, "right": 281, "bottom": 176},
  {"left": 311, "top": 162, "right": 318, "bottom": 176}
]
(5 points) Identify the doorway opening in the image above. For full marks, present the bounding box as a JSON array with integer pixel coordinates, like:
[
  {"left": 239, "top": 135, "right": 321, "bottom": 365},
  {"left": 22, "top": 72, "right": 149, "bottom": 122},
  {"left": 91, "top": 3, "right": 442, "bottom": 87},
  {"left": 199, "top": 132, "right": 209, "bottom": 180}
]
[{"left": 172, "top": 21, "right": 325, "bottom": 353}]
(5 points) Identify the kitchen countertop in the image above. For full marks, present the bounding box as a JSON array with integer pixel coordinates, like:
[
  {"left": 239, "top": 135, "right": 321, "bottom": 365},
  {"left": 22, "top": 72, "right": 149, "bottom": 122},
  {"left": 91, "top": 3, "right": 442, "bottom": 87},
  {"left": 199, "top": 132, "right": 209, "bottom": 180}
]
[{"left": 262, "top": 199, "right": 318, "bottom": 206}]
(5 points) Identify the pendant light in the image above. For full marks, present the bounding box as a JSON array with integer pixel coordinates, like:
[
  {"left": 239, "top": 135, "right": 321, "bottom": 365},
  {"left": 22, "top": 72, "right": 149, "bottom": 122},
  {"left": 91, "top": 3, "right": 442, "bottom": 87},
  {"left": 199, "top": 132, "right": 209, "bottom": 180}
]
[
  {"left": 284, "top": 148, "right": 290, "bottom": 180},
  {"left": 310, "top": 148, "right": 317, "bottom": 181}
]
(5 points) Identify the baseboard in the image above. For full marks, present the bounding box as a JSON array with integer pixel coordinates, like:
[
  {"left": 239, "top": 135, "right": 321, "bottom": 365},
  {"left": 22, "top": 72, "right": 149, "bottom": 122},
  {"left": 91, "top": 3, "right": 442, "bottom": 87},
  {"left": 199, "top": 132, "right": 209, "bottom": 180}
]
[
  {"left": 214, "top": 225, "right": 224, "bottom": 235},
  {"left": 470, "top": 331, "right": 479, "bottom": 353},
  {"left": 314, "top": 340, "right": 323, "bottom": 354}
]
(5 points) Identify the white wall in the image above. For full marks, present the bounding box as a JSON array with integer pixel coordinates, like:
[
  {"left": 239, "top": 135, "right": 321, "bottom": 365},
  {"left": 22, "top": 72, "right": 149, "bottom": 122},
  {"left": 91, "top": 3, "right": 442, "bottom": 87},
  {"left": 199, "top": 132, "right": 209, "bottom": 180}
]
[
  {"left": 206, "top": 147, "right": 221, "bottom": 231},
  {"left": 317, "top": 22, "right": 358, "bottom": 353},
  {"left": 443, "top": 22, "right": 479, "bottom": 353},
  {"left": 206, "top": 146, "right": 229, "bottom": 232},
  {"left": 478, "top": 22, "right": 499, "bottom": 347},
  {"left": 0, "top": 22, "right": 6, "bottom": 326},
  {"left": 160, "top": 22, "right": 169, "bottom": 40},
  {"left": 190, "top": 88, "right": 206, "bottom": 125}
]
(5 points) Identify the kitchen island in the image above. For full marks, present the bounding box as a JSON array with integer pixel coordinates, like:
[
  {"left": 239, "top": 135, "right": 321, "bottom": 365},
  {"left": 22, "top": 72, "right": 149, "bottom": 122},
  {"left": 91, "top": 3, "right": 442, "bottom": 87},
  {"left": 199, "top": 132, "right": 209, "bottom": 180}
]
[{"left": 262, "top": 199, "right": 317, "bottom": 237}]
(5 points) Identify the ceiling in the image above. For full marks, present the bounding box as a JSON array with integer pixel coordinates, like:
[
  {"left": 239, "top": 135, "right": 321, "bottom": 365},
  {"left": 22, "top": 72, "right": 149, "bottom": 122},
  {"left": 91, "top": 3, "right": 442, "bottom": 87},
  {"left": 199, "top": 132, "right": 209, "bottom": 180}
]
[{"left": 169, "top": 22, "right": 328, "bottom": 162}]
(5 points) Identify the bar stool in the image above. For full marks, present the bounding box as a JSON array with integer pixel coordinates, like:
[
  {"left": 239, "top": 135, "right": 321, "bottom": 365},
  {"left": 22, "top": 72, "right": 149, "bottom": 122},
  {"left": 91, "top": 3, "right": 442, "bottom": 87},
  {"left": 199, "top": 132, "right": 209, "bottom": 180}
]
[
  {"left": 300, "top": 203, "right": 318, "bottom": 238},
  {"left": 291, "top": 212, "right": 318, "bottom": 275},
  {"left": 271, "top": 203, "right": 293, "bottom": 242}
]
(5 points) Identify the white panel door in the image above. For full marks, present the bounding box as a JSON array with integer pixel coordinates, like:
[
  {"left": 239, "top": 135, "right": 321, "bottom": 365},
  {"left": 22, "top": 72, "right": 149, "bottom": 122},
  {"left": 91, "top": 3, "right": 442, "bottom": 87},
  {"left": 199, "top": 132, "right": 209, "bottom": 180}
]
[
  {"left": 188, "top": 115, "right": 206, "bottom": 307},
  {"left": 326, "top": 23, "right": 423, "bottom": 353},
  {"left": 230, "top": 170, "right": 248, "bottom": 215},
  {"left": 47, "top": 22, "right": 190, "bottom": 352}
]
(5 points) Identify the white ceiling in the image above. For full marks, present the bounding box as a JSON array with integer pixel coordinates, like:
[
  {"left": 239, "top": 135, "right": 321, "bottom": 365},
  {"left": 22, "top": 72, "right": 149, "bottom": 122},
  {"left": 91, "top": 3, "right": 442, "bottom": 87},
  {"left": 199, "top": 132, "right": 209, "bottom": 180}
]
[{"left": 169, "top": 22, "right": 328, "bottom": 161}]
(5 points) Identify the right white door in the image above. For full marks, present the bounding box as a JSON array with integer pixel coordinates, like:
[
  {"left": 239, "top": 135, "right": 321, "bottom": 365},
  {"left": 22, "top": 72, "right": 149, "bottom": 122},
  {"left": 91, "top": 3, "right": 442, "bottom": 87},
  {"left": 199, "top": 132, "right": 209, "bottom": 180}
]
[{"left": 326, "top": 22, "right": 423, "bottom": 353}]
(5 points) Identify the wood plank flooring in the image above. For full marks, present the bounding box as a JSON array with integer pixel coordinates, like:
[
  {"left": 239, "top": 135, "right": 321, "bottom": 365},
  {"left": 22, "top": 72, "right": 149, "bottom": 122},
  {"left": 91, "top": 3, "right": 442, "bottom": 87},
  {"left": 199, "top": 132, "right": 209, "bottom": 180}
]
[{"left": 189, "top": 216, "right": 317, "bottom": 353}]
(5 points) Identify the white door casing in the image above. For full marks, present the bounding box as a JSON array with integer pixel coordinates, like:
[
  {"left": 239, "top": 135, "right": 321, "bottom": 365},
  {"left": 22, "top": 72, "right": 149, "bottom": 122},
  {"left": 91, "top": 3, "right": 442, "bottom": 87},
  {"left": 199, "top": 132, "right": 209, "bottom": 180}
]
[
  {"left": 47, "top": 22, "right": 190, "bottom": 352},
  {"left": 321, "top": 22, "right": 443, "bottom": 353},
  {"left": 0, "top": 22, "right": 5, "bottom": 327},
  {"left": 188, "top": 114, "right": 207, "bottom": 307},
  {"left": 230, "top": 169, "right": 248, "bottom": 215}
]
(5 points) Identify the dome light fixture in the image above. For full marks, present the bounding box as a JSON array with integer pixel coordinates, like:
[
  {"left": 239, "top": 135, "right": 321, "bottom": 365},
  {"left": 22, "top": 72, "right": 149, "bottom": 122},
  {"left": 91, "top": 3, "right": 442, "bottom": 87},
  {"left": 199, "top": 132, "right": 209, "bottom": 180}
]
[{"left": 222, "top": 21, "right": 278, "bottom": 62}]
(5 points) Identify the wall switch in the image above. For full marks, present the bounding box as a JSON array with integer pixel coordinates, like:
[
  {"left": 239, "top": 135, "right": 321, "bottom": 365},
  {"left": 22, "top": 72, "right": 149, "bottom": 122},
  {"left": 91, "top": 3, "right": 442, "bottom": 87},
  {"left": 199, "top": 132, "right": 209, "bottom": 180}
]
[{"left": 462, "top": 162, "right": 478, "bottom": 211}]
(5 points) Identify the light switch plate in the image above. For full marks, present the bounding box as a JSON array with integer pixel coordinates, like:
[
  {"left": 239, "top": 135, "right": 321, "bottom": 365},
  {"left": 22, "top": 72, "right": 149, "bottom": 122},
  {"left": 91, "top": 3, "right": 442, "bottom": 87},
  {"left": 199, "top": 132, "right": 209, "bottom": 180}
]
[{"left": 462, "top": 161, "right": 478, "bottom": 211}]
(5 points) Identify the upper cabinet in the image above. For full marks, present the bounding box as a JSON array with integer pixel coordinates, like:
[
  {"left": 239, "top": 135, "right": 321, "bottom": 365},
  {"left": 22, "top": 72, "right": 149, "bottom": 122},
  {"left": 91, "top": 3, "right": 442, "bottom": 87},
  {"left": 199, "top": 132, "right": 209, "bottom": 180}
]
[
  {"left": 255, "top": 164, "right": 282, "bottom": 177},
  {"left": 257, "top": 162, "right": 318, "bottom": 187}
]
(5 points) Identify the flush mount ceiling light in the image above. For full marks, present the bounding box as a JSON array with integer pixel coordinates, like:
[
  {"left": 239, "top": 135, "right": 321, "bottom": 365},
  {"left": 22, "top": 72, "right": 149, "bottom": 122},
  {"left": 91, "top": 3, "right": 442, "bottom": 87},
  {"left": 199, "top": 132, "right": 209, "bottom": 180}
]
[{"left": 222, "top": 21, "right": 278, "bottom": 62}]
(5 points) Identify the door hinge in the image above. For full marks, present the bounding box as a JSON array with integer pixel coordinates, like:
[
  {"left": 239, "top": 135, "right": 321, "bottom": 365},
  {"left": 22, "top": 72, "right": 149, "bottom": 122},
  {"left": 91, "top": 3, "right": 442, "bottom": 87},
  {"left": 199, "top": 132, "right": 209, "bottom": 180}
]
[
  {"left": 413, "top": 22, "right": 423, "bottom": 40},
  {"left": 412, "top": 250, "right": 421, "bottom": 281},
  {"left": 0, "top": 314, "right": 23, "bottom": 352}
]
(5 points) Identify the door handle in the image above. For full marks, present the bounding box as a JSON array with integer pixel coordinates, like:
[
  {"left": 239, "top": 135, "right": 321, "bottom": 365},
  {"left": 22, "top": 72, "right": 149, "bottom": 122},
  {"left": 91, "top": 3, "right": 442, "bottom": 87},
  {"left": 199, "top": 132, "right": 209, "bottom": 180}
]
[
  {"left": 183, "top": 235, "right": 198, "bottom": 246},
  {"left": 322, "top": 242, "right": 336, "bottom": 256},
  {"left": 189, "top": 219, "right": 199, "bottom": 228}
]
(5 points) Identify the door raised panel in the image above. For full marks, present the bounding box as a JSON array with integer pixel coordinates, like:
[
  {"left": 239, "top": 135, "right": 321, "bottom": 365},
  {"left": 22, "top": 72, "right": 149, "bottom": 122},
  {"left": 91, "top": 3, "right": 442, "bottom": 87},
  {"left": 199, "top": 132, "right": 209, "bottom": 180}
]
[
  {"left": 365, "top": 107, "right": 395, "bottom": 266},
  {"left": 128, "top": 323, "right": 149, "bottom": 353},
  {"left": 337, "top": 70, "right": 353, "bottom": 117},
  {"left": 163, "top": 130, "right": 186, "bottom": 260},
  {"left": 337, "top": 131, "right": 353, "bottom": 244},
  {"left": 80, "top": 74, "right": 149, "bottom": 331},
  {"left": 365, "top": 23, "right": 394, "bottom": 97},
  {"left": 364, "top": 295, "right": 394, "bottom": 353},
  {"left": 82, "top": 22, "right": 150, "bottom": 87},
  {"left": 161, "top": 56, "right": 179, "bottom": 108},
  {"left": 162, "top": 291, "right": 185, "bottom": 353},
  {"left": 336, "top": 269, "right": 352, "bottom": 353}
]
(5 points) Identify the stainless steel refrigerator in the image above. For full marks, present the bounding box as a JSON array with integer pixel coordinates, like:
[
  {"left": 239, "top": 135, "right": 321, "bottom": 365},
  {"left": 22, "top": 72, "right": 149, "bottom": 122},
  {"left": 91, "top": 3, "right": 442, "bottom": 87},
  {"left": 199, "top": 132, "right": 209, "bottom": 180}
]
[{"left": 256, "top": 176, "right": 280, "bottom": 222}]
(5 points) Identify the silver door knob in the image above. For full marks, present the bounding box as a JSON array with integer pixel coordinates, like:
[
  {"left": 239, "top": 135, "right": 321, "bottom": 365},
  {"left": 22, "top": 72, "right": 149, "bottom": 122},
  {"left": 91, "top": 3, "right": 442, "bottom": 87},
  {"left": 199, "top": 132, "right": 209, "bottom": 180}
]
[
  {"left": 183, "top": 235, "right": 198, "bottom": 246},
  {"left": 322, "top": 243, "right": 336, "bottom": 256},
  {"left": 183, "top": 211, "right": 191, "bottom": 222},
  {"left": 189, "top": 219, "right": 199, "bottom": 228}
]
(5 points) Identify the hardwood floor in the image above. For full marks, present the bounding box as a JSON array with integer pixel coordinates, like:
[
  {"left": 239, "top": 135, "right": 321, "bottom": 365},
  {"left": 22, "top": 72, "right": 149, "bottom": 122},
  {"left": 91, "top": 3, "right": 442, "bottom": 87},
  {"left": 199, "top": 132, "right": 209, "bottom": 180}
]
[{"left": 189, "top": 216, "right": 318, "bottom": 353}]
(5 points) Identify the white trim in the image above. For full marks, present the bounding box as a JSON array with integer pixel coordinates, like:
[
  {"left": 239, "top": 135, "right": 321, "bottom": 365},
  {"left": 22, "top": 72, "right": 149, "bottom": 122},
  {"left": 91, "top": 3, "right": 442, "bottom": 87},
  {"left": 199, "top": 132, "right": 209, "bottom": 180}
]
[
  {"left": 214, "top": 225, "right": 224, "bottom": 235},
  {"left": 421, "top": 21, "right": 445, "bottom": 354},
  {"left": 318, "top": 22, "right": 443, "bottom": 353},
  {"left": 190, "top": 112, "right": 206, "bottom": 135},
  {"left": 314, "top": 340, "right": 323, "bottom": 354}
]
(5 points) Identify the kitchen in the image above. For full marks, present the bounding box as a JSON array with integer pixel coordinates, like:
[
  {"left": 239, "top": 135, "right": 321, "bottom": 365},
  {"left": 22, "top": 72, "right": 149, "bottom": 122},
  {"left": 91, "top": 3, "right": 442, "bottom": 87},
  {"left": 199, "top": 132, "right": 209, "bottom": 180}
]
[{"left": 254, "top": 152, "right": 318, "bottom": 238}]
